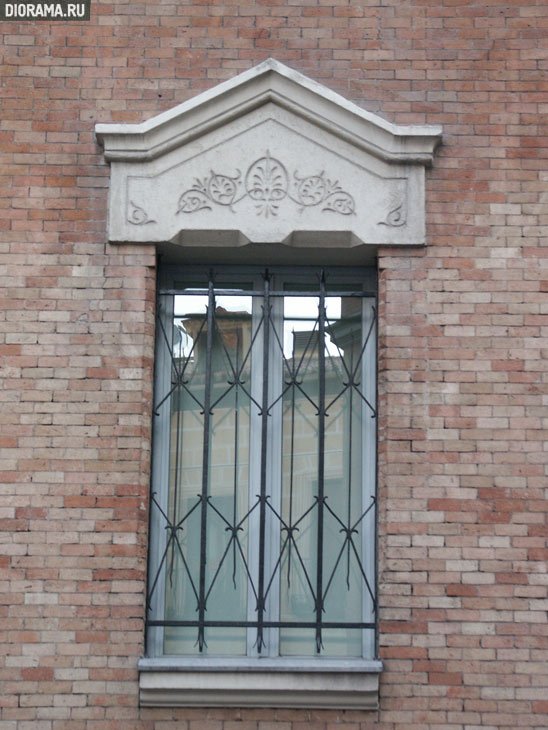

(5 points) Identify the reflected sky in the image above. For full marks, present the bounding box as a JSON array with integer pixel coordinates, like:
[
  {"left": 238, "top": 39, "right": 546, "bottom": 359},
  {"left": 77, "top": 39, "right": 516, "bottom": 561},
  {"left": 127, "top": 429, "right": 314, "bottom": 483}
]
[{"left": 174, "top": 293, "right": 346, "bottom": 359}]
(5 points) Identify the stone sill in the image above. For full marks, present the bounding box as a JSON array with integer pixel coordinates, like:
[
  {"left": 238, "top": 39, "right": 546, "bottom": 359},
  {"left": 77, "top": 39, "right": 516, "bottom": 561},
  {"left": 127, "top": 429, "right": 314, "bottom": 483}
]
[{"left": 138, "top": 657, "right": 382, "bottom": 709}]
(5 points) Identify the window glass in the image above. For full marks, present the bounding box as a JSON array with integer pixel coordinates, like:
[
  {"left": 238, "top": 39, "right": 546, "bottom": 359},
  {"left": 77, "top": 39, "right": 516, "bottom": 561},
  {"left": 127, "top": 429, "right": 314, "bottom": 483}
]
[{"left": 148, "top": 269, "right": 377, "bottom": 659}]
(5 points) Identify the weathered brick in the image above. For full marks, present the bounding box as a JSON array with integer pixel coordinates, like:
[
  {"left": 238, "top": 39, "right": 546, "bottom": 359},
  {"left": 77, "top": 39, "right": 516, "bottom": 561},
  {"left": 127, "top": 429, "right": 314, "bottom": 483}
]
[{"left": 1, "top": 1, "right": 547, "bottom": 729}]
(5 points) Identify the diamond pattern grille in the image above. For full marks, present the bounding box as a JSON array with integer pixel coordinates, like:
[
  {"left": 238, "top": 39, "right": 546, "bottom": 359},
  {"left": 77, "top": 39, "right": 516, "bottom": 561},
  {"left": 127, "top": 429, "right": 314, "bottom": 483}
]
[{"left": 147, "top": 270, "right": 377, "bottom": 655}]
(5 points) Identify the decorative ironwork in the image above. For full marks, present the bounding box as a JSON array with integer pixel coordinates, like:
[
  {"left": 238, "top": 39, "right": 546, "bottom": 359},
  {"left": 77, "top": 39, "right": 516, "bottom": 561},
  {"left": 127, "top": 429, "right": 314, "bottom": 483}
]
[
  {"left": 176, "top": 152, "right": 356, "bottom": 218},
  {"left": 147, "top": 269, "right": 376, "bottom": 655}
]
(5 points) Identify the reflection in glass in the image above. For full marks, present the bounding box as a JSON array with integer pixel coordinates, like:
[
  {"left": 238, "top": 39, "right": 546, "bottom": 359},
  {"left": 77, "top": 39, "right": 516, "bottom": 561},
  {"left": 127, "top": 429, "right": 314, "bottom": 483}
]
[
  {"left": 279, "top": 296, "right": 365, "bottom": 656},
  {"left": 149, "top": 273, "right": 376, "bottom": 659},
  {"left": 164, "top": 294, "right": 253, "bottom": 655}
]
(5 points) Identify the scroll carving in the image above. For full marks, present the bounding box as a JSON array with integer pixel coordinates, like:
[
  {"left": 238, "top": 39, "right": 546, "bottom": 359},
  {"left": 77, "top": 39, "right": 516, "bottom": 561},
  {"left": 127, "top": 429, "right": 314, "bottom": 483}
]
[
  {"left": 176, "top": 152, "right": 355, "bottom": 218},
  {"left": 378, "top": 195, "right": 406, "bottom": 227},
  {"left": 127, "top": 201, "right": 156, "bottom": 225}
]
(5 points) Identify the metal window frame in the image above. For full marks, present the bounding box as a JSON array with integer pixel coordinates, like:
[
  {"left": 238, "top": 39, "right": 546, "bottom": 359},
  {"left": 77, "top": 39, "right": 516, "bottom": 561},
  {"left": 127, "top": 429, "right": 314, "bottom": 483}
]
[{"left": 146, "top": 264, "right": 378, "bottom": 662}]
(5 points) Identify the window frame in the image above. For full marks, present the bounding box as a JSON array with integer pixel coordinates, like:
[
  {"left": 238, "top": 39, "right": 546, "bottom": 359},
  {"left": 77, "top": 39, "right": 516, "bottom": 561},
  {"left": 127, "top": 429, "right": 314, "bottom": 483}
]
[{"left": 139, "top": 263, "right": 382, "bottom": 709}]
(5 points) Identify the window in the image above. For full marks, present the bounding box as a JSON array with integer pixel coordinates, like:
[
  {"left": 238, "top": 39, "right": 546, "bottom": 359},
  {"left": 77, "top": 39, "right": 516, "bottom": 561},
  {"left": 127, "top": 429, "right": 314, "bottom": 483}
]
[
  {"left": 96, "top": 60, "right": 439, "bottom": 708},
  {"left": 141, "top": 265, "right": 380, "bottom": 707}
]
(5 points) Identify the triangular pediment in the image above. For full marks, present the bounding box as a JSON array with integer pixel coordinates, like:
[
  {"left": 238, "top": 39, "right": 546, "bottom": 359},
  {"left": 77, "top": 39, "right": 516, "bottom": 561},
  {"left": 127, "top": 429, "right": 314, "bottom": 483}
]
[{"left": 96, "top": 59, "right": 441, "bottom": 249}]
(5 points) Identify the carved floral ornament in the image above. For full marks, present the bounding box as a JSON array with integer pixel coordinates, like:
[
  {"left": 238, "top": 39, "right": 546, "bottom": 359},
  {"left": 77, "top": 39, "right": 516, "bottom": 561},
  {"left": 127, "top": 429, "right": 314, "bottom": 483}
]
[
  {"left": 127, "top": 154, "right": 407, "bottom": 228},
  {"left": 175, "top": 152, "right": 355, "bottom": 219},
  {"left": 97, "top": 59, "right": 442, "bottom": 246}
]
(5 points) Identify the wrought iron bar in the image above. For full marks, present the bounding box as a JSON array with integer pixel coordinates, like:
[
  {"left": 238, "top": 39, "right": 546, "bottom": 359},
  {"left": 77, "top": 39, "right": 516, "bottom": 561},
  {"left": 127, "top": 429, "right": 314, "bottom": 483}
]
[
  {"left": 287, "top": 332, "right": 296, "bottom": 587},
  {"left": 315, "top": 271, "right": 326, "bottom": 653},
  {"left": 154, "top": 309, "right": 206, "bottom": 416},
  {"left": 150, "top": 269, "right": 378, "bottom": 656},
  {"left": 160, "top": 288, "right": 376, "bottom": 298},
  {"left": 148, "top": 620, "right": 376, "bottom": 629},
  {"left": 232, "top": 332, "right": 240, "bottom": 587},
  {"left": 263, "top": 499, "right": 318, "bottom": 608},
  {"left": 346, "top": 333, "right": 354, "bottom": 589},
  {"left": 168, "top": 325, "right": 185, "bottom": 592},
  {"left": 256, "top": 270, "right": 271, "bottom": 653},
  {"left": 197, "top": 275, "right": 215, "bottom": 651}
]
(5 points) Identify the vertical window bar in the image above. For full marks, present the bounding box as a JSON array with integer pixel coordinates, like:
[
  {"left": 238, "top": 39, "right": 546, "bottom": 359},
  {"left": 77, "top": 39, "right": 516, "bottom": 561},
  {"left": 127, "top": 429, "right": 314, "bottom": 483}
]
[
  {"left": 232, "top": 333, "right": 240, "bottom": 585},
  {"left": 287, "top": 332, "right": 297, "bottom": 587},
  {"left": 256, "top": 270, "right": 271, "bottom": 653},
  {"left": 346, "top": 336, "right": 354, "bottom": 588},
  {"left": 197, "top": 275, "right": 215, "bottom": 652},
  {"left": 315, "top": 271, "right": 326, "bottom": 653},
  {"left": 169, "top": 307, "right": 185, "bottom": 593}
]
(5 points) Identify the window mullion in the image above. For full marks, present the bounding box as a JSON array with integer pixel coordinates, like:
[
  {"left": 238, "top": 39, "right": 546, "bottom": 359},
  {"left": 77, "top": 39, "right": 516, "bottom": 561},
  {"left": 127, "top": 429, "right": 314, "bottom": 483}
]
[
  {"left": 265, "top": 276, "right": 283, "bottom": 657},
  {"left": 246, "top": 275, "right": 268, "bottom": 656}
]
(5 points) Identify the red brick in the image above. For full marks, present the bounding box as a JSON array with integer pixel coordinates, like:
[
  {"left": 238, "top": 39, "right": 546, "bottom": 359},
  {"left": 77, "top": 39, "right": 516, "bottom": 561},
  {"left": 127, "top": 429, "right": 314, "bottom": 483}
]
[{"left": 1, "top": 2, "right": 547, "bottom": 729}]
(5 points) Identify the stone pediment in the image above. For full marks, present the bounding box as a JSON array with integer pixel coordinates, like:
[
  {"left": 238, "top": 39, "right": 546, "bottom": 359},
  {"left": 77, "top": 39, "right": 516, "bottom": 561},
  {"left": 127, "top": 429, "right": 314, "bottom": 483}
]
[{"left": 96, "top": 59, "right": 441, "bottom": 250}]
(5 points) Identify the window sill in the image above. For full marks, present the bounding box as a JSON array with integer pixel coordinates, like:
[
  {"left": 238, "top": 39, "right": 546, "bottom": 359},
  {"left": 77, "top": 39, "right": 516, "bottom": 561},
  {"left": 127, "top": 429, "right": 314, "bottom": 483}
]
[{"left": 138, "top": 657, "right": 382, "bottom": 709}]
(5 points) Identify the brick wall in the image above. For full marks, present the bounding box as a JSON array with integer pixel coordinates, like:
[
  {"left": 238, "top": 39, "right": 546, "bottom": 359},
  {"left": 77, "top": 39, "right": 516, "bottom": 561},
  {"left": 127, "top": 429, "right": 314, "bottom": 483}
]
[{"left": 1, "top": 1, "right": 547, "bottom": 728}]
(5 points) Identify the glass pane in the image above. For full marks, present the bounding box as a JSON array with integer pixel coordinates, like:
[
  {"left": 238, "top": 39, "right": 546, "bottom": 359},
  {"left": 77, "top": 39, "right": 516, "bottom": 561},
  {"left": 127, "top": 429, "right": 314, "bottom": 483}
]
[
  {"left": 151, "top": 272, "right": 374, "bottom": 660},
  {"left": 323, "top": 296, "right": 365, "bottom": 656},
  {"left": 164, "top": 292, "right": 253, "bottom": 655},
  {"left": 279, "top": 295, "right": 319, "bottom": 656},
  {"left": 279, "top": 294, "right": 364, "bottom": 657}
]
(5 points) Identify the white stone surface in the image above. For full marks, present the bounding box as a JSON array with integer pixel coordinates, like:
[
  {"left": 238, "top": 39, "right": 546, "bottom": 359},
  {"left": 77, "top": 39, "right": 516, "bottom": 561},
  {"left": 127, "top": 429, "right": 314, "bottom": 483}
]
[
  {"left": 96, "top": 59, "right": 442, "bottom": 250},
  {"left": 138, "top": 660, "right": 383, "bottom": 709}
]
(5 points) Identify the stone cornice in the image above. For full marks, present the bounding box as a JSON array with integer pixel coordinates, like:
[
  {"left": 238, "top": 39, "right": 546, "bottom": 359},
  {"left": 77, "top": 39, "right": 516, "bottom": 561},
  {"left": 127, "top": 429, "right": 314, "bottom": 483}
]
[
  {"left": 95, "top": 59, "right": 442, "bottom": 249},
  {"left": 96, "top": 59, "right": 441, "bottom": 166}
]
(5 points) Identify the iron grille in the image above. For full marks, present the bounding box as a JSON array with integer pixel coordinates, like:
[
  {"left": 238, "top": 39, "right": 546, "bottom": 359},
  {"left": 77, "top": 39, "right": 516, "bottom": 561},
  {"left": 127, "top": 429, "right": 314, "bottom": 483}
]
[{"left": 147, "top": 268, "right": 377, "bottom": 656}]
